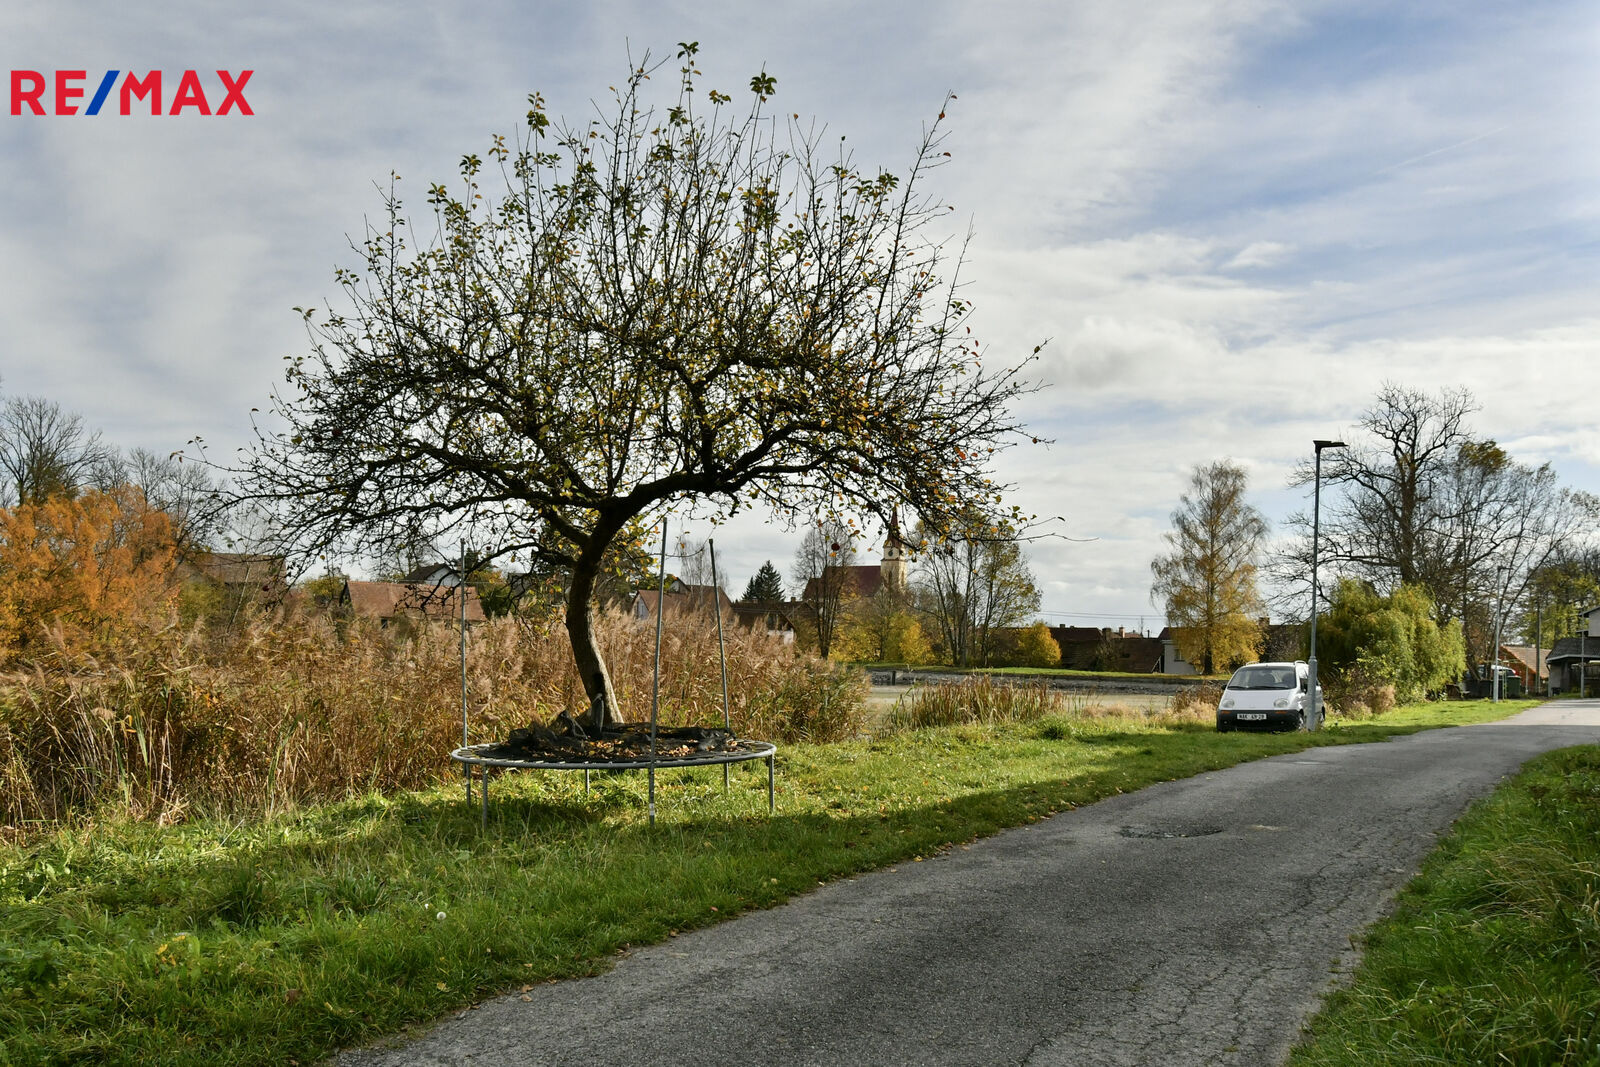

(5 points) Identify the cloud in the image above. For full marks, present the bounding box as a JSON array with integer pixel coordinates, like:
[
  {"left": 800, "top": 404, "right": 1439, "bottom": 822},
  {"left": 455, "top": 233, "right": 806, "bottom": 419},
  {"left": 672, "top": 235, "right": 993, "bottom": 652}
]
[
  {"left": 1, "top": 0, "right": 1595, "bottom": 623},
  {"left": 1226, "top": 241, "right": 1292, "bottom": 269},
  {"left": 1057, "top": 316, "right": 1228, "bottom": 388}
]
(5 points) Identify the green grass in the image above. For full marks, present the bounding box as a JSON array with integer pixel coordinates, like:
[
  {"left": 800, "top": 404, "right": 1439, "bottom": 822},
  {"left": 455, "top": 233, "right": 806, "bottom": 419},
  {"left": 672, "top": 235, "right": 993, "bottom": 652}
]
[
  {"left": 0, "top": 700, "right": 1532, "bottom": 1066},
  {"left": 1338, "top": 698, "right": 1540, "bottom": 729},
  {"left": 1290, "top": 741, "right": 1600, "bottom": 1066}
]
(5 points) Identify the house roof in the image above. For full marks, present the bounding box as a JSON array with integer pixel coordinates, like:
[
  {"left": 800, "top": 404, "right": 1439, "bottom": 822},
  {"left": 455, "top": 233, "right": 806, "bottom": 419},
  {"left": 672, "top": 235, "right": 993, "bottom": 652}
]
[
  {"left": 800, "top": 565, "right": 887, "bottom": 602},
  {"left": 631, "top": 584, "right": 735, "bottom": 621},
  {"left": 342, "top": 580, "right": 485, "bottom": 623},
  {"left": 400, "top": 563, "right": 461, "bottom": 585},
  {"left": 730, "top": 599, "right": 797, "bottom": 630},
  {"left": 1050, "top": 625, "right": 1106, "bottom": 644},
  {"left": 1544, "top": 637, "right": 1600, "bottom": 663},
  {"left": 183, "top": 551, "right": 287, "bottom": 591},
  {"left": 1050, "top": 626, "right": 1163, "bottom": 672},
  {"left": 1108, "top": 635, "right": 1164, "bottom": 673},
  {"left": 1500, "top": 645, "right": 1550, "bottom": 679}
]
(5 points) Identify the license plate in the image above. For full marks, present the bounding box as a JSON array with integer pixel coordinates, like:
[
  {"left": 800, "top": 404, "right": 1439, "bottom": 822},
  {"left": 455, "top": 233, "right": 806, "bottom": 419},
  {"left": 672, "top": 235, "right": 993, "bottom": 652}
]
[{"left": 1236, "top": 713, "right": 1267, "bottom": 721}]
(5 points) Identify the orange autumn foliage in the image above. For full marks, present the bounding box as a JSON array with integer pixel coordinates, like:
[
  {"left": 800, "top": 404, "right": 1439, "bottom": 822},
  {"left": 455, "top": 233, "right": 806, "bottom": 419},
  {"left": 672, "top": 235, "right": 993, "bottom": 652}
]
[{"left": 0, "top": 485, "right": 179, "bottom": 661}]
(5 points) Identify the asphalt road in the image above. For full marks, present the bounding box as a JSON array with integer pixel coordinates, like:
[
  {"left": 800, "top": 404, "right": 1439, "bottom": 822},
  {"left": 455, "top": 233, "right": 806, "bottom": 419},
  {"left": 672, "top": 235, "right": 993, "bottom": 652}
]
[{"left": 338, "top": 703, "right": 1600, "bottom": 1067}]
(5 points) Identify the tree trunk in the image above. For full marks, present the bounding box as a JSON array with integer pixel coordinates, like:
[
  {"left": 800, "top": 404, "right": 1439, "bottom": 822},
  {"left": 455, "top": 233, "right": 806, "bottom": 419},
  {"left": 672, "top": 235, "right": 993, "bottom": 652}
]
[{"left": 566, "top": 557, "right": 625, "bottom": 730}]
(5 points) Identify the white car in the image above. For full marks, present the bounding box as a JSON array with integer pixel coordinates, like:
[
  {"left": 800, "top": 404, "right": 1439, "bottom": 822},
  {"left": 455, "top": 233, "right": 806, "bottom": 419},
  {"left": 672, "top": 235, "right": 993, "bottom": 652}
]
[{"left": 1217, "top": 661, "right": 1322, "bottom": 732}]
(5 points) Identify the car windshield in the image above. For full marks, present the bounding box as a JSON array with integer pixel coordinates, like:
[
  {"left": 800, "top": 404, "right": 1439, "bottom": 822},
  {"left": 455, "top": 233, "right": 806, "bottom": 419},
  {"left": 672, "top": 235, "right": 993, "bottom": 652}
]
[{"left": 1227, "top": 666, "right": 1295, "bottom": 690}]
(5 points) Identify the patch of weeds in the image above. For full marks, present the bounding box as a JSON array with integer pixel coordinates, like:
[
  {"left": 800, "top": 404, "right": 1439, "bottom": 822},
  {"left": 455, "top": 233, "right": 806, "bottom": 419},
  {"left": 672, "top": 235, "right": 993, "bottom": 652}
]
[
  {"left": 329, "top": 869, "right": 391, "bottom": 916},
  {"left": 203, "top": 861, "right": 277, "bottom": 929}
]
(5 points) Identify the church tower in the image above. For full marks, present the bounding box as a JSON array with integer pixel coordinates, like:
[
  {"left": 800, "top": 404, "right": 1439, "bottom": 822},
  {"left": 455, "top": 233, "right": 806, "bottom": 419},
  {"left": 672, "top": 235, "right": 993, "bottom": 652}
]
[{"left": 880, "top": 508, "right": 909, "bottom": 592}]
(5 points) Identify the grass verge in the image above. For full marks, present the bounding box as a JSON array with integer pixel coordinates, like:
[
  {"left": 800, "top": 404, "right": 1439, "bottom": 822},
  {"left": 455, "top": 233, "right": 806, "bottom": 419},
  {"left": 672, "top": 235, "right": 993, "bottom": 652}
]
[
  {"left": 0, "top": 699, "right": 1532, "bottom": 1066},
  {"left": 1289, "top": 741, "right": 1600, "bottom": 1066}
]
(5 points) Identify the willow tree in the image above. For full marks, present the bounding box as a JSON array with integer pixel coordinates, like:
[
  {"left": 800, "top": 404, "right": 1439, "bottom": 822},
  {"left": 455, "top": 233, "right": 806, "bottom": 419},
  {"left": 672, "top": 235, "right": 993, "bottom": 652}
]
[{"left": 239, "top": 45, "right": 1037, "bottom": 727}]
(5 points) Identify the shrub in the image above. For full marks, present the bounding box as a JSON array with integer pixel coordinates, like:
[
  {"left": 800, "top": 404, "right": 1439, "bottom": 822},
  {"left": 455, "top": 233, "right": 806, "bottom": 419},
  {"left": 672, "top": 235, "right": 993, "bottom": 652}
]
[
  {"left": 1005, "top": 622, "right": 1063, "bottom": 669},
  {"left": 0, "top": 487, "right": 178, "bottom": 662},
  {"left": 1325, "top": 669, "right": 1397, "bottom": 719},
  {"left": 883, "top": 613, "right": 933, "bottom": 666}
]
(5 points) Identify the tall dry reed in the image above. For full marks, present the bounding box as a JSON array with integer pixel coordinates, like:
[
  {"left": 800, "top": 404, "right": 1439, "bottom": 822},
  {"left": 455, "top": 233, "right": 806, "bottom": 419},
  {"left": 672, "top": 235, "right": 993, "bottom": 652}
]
[
  {"left": 891, "top": 676, "right": 1068, "bottom": 730},
  {"left": 0, "top": 605, "right": 864, "bottom": 831}
]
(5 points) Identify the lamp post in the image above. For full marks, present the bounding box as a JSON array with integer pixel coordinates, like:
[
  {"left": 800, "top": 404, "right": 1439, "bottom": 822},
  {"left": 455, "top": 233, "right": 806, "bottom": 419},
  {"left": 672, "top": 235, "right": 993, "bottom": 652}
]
[
  {"left": 1491, "top": 565, "right": 1505, "bottom": 702},
  {"left": 1308, "top": 439, "right": 1346, "bottom": 730}
]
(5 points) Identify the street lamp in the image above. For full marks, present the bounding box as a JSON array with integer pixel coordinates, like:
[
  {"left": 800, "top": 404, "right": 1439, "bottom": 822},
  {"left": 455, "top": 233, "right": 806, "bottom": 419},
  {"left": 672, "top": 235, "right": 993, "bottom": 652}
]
[
  {"left": 1308, "top": 439, "right": 1346, "bottom": 731},
  {"left": 1491, "top": 565, "right": 1505, "bottom": 703}
]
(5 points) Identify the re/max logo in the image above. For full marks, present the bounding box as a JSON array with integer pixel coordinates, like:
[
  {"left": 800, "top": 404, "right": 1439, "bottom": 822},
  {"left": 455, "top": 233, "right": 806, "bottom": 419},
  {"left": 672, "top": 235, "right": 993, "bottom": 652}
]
[{"left": 9, "top": 70, "right": 253, "bottom": 116}]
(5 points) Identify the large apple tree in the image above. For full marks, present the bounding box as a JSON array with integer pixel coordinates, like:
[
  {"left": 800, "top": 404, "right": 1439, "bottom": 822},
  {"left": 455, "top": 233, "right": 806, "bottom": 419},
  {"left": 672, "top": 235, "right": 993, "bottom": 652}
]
[{"left": 239, "top": 45, "right": 1039, "bottom": 727}]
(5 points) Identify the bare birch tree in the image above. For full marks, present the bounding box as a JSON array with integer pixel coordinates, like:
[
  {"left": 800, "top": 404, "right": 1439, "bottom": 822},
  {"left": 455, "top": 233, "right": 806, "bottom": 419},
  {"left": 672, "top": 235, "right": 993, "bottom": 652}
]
[{"left": 792, "top": 520, "right": 858, "bottom": 659}]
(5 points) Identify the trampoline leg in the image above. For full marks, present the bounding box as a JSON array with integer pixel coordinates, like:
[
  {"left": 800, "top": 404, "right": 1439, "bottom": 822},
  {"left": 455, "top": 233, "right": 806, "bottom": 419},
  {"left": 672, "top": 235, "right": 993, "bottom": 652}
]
[
  {"left": 480, "top": 768, "right": 489, "bottom": 829},
  {"left": 767, "top": 755, "right": 775, "bottom": 813},
  {"left": 585, "top": 769, "right": 591, "bottom": 795},
  {"left": 648, "top": 766, "right": 656, "bottom": 827}
]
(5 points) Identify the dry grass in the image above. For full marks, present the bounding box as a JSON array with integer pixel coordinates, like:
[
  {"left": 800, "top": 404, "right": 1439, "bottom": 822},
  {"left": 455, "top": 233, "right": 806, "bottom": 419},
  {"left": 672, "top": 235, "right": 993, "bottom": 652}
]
[
  {"left": 1324, "top": 673, "right": 1398, "bottom": 720},
  {"left": 0, "top": 605, "right": 863, "bottom": 831},
  {"left": 890, "top": 677, "right": 1068, "bottom": 729},
  {"left": 888, "top": 678, "right": 1232, "bottom": 733},
  {"left": 1171, "top": 684, "right": 1216, "bottom": 716},
  {"left": 1168, "top": 682, "right": 1224, "bottom": 723}
]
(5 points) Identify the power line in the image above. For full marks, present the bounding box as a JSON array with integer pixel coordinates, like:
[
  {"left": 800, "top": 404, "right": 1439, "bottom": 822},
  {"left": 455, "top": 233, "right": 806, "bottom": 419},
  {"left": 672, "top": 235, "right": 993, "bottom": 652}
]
[{"left": 1038, "top": 610, "right": 1168, "bottom": 623}]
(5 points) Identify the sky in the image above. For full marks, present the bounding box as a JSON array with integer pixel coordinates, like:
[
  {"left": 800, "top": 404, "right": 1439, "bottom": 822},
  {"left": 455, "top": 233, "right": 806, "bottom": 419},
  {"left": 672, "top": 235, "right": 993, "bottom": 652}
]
[{"left": 3, "top": 1, "right": 1596, "bottom": 630}]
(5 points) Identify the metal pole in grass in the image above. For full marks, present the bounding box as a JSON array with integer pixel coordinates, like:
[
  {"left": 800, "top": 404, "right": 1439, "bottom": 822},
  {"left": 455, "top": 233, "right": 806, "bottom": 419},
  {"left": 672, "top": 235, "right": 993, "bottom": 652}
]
[
  {"left": 460, "top": 543, "right": 471, "bottom": 805},
  {"left": 1492, "top": 565, "right": 1505, "bottom": 702},
  {"left": 1536, "top": 598, "right": 1543, "bottom": 695},
  {"left": 650, "top": 520, "right": 667, "bottom": 826},
  {"left": 709, "top": 539, "right": 732, "bottom": 793}
]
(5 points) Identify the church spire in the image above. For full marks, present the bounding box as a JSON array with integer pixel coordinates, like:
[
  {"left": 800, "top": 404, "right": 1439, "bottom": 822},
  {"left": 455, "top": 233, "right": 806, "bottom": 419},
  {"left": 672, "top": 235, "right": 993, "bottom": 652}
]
[{"left": 881, "top": 507, "right": 908, "bottom": 591}]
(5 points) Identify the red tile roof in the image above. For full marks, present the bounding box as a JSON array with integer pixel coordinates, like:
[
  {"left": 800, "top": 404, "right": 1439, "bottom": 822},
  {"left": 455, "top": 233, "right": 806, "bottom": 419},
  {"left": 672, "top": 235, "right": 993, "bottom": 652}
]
[{"left": 342, "top": 580, "right": 485, "bottom": 623}]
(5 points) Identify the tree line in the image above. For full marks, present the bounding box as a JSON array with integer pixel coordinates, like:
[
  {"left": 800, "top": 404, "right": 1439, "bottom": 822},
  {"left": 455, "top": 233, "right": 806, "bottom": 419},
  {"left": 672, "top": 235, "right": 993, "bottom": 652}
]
[
  {"left": 785, "top": 517, "right": 1052, "bottom": 668},
  {"left": 1151, "top": 383, "right": 1594, "bottom": 698},
  {"left": 677, "top": 518, "right": 1055, "bottom": 670}
]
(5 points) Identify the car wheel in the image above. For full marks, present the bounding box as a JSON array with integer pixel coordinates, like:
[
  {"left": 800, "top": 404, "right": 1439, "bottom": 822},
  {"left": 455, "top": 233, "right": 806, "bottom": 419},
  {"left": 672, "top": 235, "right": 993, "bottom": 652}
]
[{"left": 1294, "top": 709, "right": 1307, "bottom": 732}]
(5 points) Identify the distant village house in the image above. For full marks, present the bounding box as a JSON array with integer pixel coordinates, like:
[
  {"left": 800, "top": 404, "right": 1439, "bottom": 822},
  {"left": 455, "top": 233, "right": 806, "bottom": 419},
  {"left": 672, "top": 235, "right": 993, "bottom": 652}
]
[
  {"left": 177, "top": 551, "right": 289, "bottom": 601},
  {"left": 629, "top": 579, "right": 735, "bottom": 625},
  {"left": 340, "top": 577, "right": 484, "bottom": 628}
]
